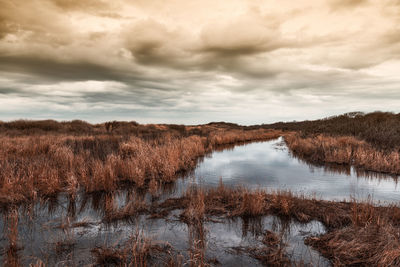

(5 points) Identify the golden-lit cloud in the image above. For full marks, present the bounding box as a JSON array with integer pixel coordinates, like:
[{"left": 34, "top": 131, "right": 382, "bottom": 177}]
[{"left": 0, "top": 0, "right": 400, "bottom": 123}]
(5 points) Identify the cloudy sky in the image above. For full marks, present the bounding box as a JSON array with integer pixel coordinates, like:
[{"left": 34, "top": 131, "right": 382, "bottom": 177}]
[{"left": 0, "top": 0, "right": 399, "bottom": 124}]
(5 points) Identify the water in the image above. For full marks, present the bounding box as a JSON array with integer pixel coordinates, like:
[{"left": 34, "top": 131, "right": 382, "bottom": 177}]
[
  {"left": 2, "top": 137, "right": 399, "bottom": 266},
  {"left": 0, "top": 194, "right": 329, "bottom": 266},
  {"left": 186, "top": 137, "right": 400, "bottom": 203}
]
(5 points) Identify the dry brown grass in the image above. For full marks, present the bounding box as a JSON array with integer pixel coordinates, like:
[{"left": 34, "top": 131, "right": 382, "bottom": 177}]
[
  {"left": 181, "top": 187, "right": 207, "bottom": 267},
  {"left": 260, "top": 230, "right": 290, "bottom": 266},
  {"left": 156, "top": 183, "right": 353, "bottom": 228},
  {"left": 181, "top": 187, "right": 205, "bottom": 224},
  {"left": 3, "top": 207, "right": 20, "bottom": 267},
  {"left": 187, "top": 222, "right": 206, "bottom": 267},
  {"left": 0, "top": 126, "right": 282, "bottom": 207},
  {"left": 29, "top": 260, "right": 46, "bottom": 267},
  {"left": 3, "top": 180, "right": 400, "bottom": 266},
  {"left": 285, "top": 133, "right": 400, "bottom": 175},
  {"left": 303, "top": 198, "right": 400, "bottom": 266},
  {"left": 234, "top": 230, "right": 291, "bottom": 267},
  {"left": 235, "top": 188, "right": 266, "bottom": 217},
  {"left": 265, "top": 111, "right": 400, "bottom": 150},
  {"left": 152, "top": 183, "right": 400, "bottom": 266},
  {"left": 91, "top": 231, "right": 176, "bottom": 267},
  {"left": 301, "top": 196, "right": 400, "bottom": 266},
  {"left": 4, "top": 118, "right": 400, "bottom": 266},
  {"left": 103, "top": 198, "right": 148, "bottom": 224},
  {"left": 306, "top": 222, "right": 400, "bottom": 266}
]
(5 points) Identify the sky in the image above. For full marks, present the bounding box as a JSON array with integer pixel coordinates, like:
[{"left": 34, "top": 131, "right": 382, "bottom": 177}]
[{"left": 0, "top": 0, "right": 399, "bottom": 125}]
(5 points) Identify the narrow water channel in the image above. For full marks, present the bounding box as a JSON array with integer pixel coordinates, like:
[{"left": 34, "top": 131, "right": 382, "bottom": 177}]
[{"left": 185, "top": 137, "right": 400, "bottom": 203}]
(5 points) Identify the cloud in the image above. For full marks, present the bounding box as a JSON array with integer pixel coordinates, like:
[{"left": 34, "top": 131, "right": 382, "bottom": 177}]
[
  {"left": 0, "top": 55, "right": 121, "bottom": 81},
  {"left": 1, "top": 0, "right": 400, "bottom": 123},
  {"left": 50, "top": 0, "right": 111, "bottom": 11},
  {"left": 49, "top": 0, "right": 126, "bottom": 18},
  {"left": 198, "top": 12, "right": 283, "bottom": 57},
  {"left": 330, "top": 0, "right": 368, "bottom": 9},
  {"left": 124, "top": 19, "right": 191, "bottom": 67}
]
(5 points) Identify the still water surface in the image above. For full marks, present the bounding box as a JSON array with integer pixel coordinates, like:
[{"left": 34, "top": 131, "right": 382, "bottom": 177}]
[{"left": 186, "top": 137, "right": 400, "bottom": 203}]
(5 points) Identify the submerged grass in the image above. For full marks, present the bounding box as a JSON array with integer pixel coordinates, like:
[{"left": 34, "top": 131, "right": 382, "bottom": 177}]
[
  {"left": 4, "top": 207, "right": 20, "bottom": 267},
  {"left": 151, "top": 183, "right": 400, "bottom": 266},
  {"left": 91, "top": 230, "right": 178, "bottom": 267},
  {"left": 2, "top": 180, "right": 399, "bottom": 266}
]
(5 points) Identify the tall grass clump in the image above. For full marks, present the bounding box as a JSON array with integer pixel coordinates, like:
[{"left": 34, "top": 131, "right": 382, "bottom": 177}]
[{"left": 285, "top": 133, "right": 400, "bottom": 175}]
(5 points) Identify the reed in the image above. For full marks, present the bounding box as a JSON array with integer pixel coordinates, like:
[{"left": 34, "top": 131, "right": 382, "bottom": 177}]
[
  {"left": 4, "top": 207, "right": 20, "bottom": 267},
  {"left": 305, "top": 222, "right": 400, "bottom": 266},
  {"left": 285, "top": 133, "right": 400, "bottom": 175},
  {"left": 180, "top": 187, "right": 207, "bottom": 267},
  {"left": 29, "top": 260, "right": 45, "bottom": 267},
  {"left": 103, "top": 198, "right": 148, "bottom": 223},
  {"left": 3, "top": 180, "right": 400, "bottom": 266},
  {"left": 91, "top": 231, "right": 174, "bottom": 267},
  {"left": 151, "top": 184, "right": 400, "bottom": 266},
  {"left": 238, "top": 230, "right": 291, "bottom": 267},
  {"left": 181, "top": 187, "right": 205, "bottom": 224},
  {"left": 0, "top": 125, "right": 281, "bottom": 207}
]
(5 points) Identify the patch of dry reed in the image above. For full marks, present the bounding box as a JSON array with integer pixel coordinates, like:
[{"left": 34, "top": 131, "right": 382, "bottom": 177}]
[
  {"left": 0, "top": 127, "right": 281, "bottom": 207},
  {"left": 285, "top": 133, "right": 400, "bottom": 175},
  {"left": 91, "top": 231, "right": 175, "bottom": 267},
  {"left": 235, "top": 230, "right": 291, "bottom": 267},
  {"left": 155, "top": 183, "right": 400, "bottom": 266}
]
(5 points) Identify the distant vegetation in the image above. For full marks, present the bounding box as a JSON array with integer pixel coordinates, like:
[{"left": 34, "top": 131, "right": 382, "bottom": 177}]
[
  {"left": 0, "top": 119, "right": 246, "bottom": 138},
  {"left": 264, "top": 111, "right": 400, "bottom": 150},
  {"left": 285, "top": 133, "right": 400, "bottom": 175},
  {"left": 264, "top": 111, "right": 400, "bottom": 175}
]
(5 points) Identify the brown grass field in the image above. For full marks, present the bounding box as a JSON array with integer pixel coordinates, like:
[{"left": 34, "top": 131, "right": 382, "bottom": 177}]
[
  {"left": 0, "top": 120, "right": 281, "bottom": 208},
  {"left": 1, "top": 114, "right": 400, "bottom": 266}
]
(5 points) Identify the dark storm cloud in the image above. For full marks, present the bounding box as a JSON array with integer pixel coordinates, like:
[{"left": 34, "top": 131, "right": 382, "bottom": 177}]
[{"left": 0, "top": 55, "right": 134, "bottom": 82}]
